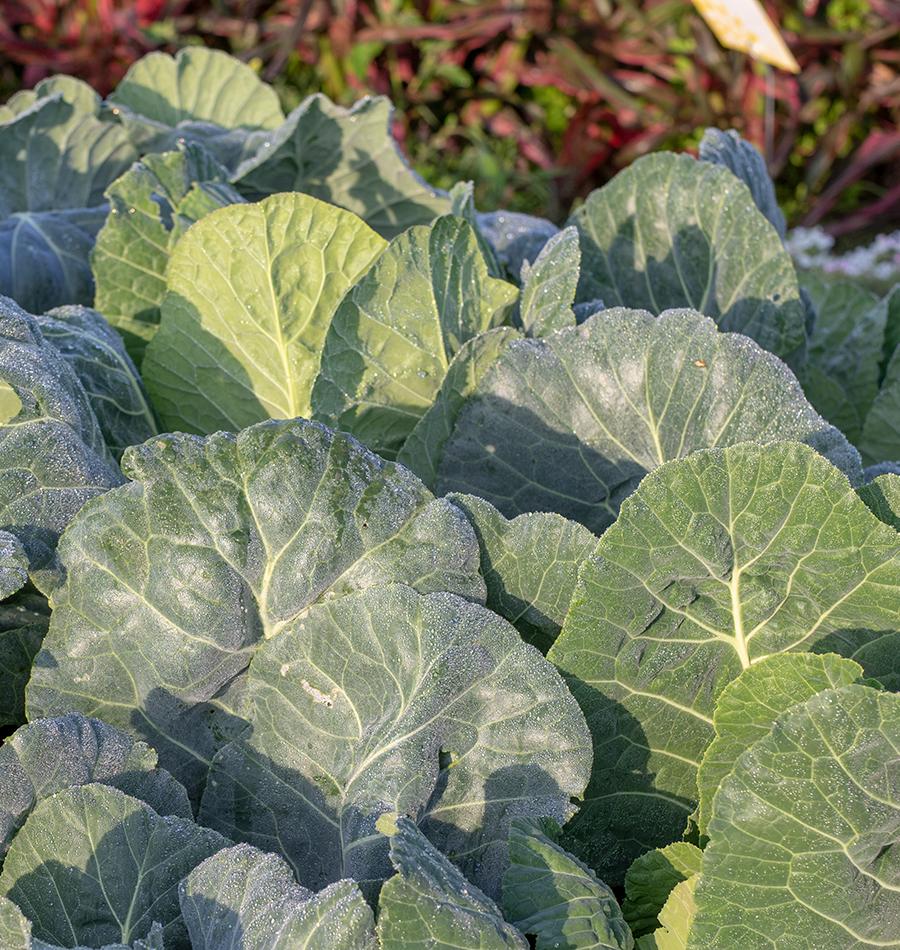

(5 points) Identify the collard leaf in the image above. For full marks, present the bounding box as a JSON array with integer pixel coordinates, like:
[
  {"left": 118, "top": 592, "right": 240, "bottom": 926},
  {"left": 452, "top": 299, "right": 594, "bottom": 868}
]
[
  {"left": 0, "top": 530, "right": 28, "bottom": 600},
  {"left": 233, "top": 94, "right": 450, "bottom": 238},
  {"left": 0, "top": 589, "right": 48, "bottom": 729},
  {"left": 142, "top": 193, "right": 387, "bottom": 433},
  {"left": 28, "top": 419, "right": 486, "bottom": 799},
  {"left": 691, "top": 685, "right": 900, "bottom": 948},
  {"left": 92, "top": 144, "right": 245, "bottom": 364},
  {"left": 0, "top": 784, "right": 227, "bottom": 949},
  {"left": 0, "top": 713, "right": 192, "bottom": 860},
  {"left": 502, "top": 818, "right": 634, "bottom": 950},
  {"left": 200, "top": 585, "right": 591, "bottom": 898},
  {"left": 448, "top": 493, "right": 597, "bottom": 652},
  {"left": 548, "top": 441, "right": 900, "bottom": 883},
  {"left": 377, "top": 815, "right": 527, "bottom": 949},
  {"left": 0, "top": 298, "right": 122, "bottom": 593},
  {"left": 858, "top": 472, "right": 900, "bottom": 530},
  {"left": 437, "top": 308, "right": 860, "bottom": 534},
  {"left": 637, "top": 877, "right": 696, "bottom": 950},
  {"left": 0, "top": 896, "right": 29, "bottom": 949},
  {"left": 448, "top": 181, "right": 505, "bottom": 279},
  {"left": 696, "top": 653, "right": 863, "bottom": 835},
  {"left": 35, "top": 306, "right": 158, "bottom": 457},
  {"left": 698, "top": 129, "right": 786, "bottom": 240},
  {"left": 859, "top": 344, "right": 900, "bottom": 466},
  {"left": 312, "top": 215, "right": 517, "bottom": 458},
  {"left": 476, "top": 210, "right": 559, "bottom": 281},
  {"left": 622, "top": 843, "right": 702, "bottom": 938},
  {"left": 397, "top": 327, "right": 520, "bottom": 488},
  {"left": 518, "top": 227, "right": 579, "bottom": 337},
  {"left": 568, "top": 153, "right": 806, "bottom": 363},
  {"left": 180, "top": 843, "right": 375, "bottom": 950}
]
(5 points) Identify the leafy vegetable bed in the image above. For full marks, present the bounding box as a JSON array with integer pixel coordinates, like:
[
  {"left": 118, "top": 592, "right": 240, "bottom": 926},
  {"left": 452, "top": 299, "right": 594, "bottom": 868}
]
[{"left": 0, "top": 48, "right": 897, "bottom": 950}]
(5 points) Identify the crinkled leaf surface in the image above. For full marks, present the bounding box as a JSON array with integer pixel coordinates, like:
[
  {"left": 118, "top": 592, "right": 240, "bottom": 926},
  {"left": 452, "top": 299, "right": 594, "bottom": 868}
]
[
  {"left": 233, "top": 94, "right": 450, "bottom": 238},
  {"left": 0, "top": 298, "right": 122, "bottom": 592},
  {"left": 568, "top": 153, "right": 806, "bottom": 362},
  {"left": 0, "top": 784, "right": 227, "bottom": 949},
  {"left": 28, "top": 419, "right": 485, "bottom": 799},
  {"left": 200, "top": 585, "right": 591, "bottom": 898},
  {"left": 698, "top": 129, "right": 786, "bottom": 239},
  {"left": 502, "top": 818, "right": 634, "bottom": 950},
  {"left": 180, "top": 843, "right": 375, "bottom": 950},
  {"left": 142, "top": 193, "right": 386, "bottom": 433},
  {"left": 622, "top": 844, "right": 702, "bottom": 938},
  {"left": 449, "top": 494, "right": 597, "bottom": 652},
  {"left": 548, "top": 441, "right": 900, "bottom": 883},
  {"left": 476, "top": 211, "right": 559, "bottom": 281},
  {"left": 437, "top": 308, "right": 859, "bottom": 534},
  {"left": 397, "top": 327, "right": 519, "bottom": 488},
  {"left": 518, "top": 227, "right": 579, "bottom": 337},
  {"left": 92, "top": 144, "right": 245, "bottom": 364},
  {"left": 0, "top": 589, "right": 48, "bottom": 729},
  {"left": 858, "top": 472, "right": 900, "bottom": 530},
  {"left": 637, "top": 877, "right": 696, "bottom": 950},
  {"left": 376, "top": 815, "right": 526, "bottom": 949},
  {"left": 312, "top": 215, "right": 517, "bottom": 458},
  {"left": 0, "top": 714, "right": 191, "bottom": 860},
  {"left": 691, "top": 685, "right": 900, "bottom": 949},
  {"left": 35, "top": 306, "right": 158, "bottom": 457},
  {"left": 0, "top": 530, "right": 28, "bottom": 600},
  {"left": 859, "top": 344, "right": 900, "bottom": 466}
]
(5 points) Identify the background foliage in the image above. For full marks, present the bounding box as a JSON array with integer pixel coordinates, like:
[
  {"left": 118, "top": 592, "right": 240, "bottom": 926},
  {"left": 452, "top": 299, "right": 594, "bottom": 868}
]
[{"left": 1, "top": 0, "right": 898, "bottom": 233}]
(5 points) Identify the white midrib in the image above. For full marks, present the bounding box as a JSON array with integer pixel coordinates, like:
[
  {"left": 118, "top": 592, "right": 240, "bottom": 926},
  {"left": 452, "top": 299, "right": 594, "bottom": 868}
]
[{"left": 728, "top": 565, "right": 751, "bottom": 669}]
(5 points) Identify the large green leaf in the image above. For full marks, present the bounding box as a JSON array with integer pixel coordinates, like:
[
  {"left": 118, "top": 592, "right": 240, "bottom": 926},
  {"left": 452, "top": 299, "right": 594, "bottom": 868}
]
[
  {"left": 517, "top": 227, "right": 579, "bottom": 337},
  {"left": 691, "top": 685, "right": 900, "bottom": 948},
  {"left": 548, "top": 441, "right": 900, "bottom": 883},
  {"left": 180, "top": 843, "right": 375, "bottom": 950},
  {"left": 0, "top": 713, "right": 191, "bottom": 859},
  {"left": 696, "top": 653, "right": 864, "bottom": 835},
  {"left": 503, "top": 818, "right": 634, "bottom": 950},
  {"left": 0, "top": 784, "right": 227, "bottom": 949},
  {"left": 859, "top": 344, "right": 900, "bottom": 465},
  {"left": 622, "top": 843, "right": 703, "bottom": 938},
  {"left": 448, "top": 494, "right": 598, "bottom": 652},
  {"left": 0, "top": 531, "right": 28, "bottom": 601},
  {"left": 232, "top": 94, "right": 450, "bottom": 238},
  {"left": 142, "top": 193, "right": 387, "bottom": 433},
  {"left": 0, "top": 298, "right": 122, "bottom": 593},
  {"left": 312, "top": 215, "right": 517, "bottom": 458},
  {"left": 200, "top": 585, "right": 591, "bottom": 897},
  {"left": 28, "top": 419, "right": 485, "bottom": 799},
  {"left": 436, "top": 308, "right": 860, "bottom": 534},
  {"left": 637, "top": 877, "right": 697, "bottom": 950},
  {"left": 377, "top": 815, "right": 526, "bottom": 949},
  {"left": 92, "top": 144, "right": 245, "bottom": 364},
  {"left": 568, "top": 153, "right": 806, "bottom": 362},
  {"left": 35, "top": 306, "right": 158, "bottom": 457},
  {"left": 858, "top": 472, "right": 900, "bottom": 531}
]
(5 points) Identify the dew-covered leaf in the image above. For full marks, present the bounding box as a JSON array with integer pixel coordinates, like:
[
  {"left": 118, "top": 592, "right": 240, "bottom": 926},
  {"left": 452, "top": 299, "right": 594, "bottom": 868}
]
[
  {"left": 0, "top": 531, "right": 28, "bottom": 601},
  {"left": 28, "top": 419, "right": 485, "bottom": 799},
  {"left": 312, "top": 215, "right": 517, "bottom": 458},
  {"left": 200, "top": 585, "right": 591, "bottom": 898},
  {"left": 858, "top": 472, "right": 900, "bottom": 530},
  {"left": 377, "top": 814, "right": 527, "bottom": 949},
  {"left": 622, "top": 843, "right": 702, "bottom": 938},
  {"left": 548, "top": 441, "right": 900, "bottom": 882},
  {"left": 518, "top": 227, "right": 579, "bottom": 337},
  {"left": 691, "top": 685, "right": 900, "bottom": 948},
  {"left": 447, "top": 181, "right": 505, "bottom": 278},
  {"left": 0, "top": 896, "right": 29, "bottom": 949},
  {"left": 502, "top": 818, "right": 634, "bottom": 949},
  {"left": 180, "top": 843, "right": 375, "bottom": 950},
  {"left": 859, "top": 344, "right": 900, "bottom": 466},
  {"left": 476, "top": 210, "right": 559, "bottom": 281},
  {"left": 436, "top": 308, "right": 859, "bottom": 534},
  {"left": 142, "top": 193, "right": 386, "bottom": 433},
  {"left": 568, "top": 154, "right": 806, "bottom": 363}
]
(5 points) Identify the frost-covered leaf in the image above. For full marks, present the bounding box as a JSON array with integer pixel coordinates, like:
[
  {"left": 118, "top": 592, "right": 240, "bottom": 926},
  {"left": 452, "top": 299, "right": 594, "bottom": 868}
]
[
  {"left": 568, "top": 154, "right": 806, "bottom": 363},
  {"left": 200, "top": 585, "right": 591, "bottom": 898},
  {"left": 448, "top": 494, "right": 597, "bottom": 652},
  {"left": 476, "top": 210, "right": 559, "bottom": 281},
  {"left": 436, "top": 308, "right": 860, "bottom": 534},
  {"left": 0, "top": 298, "right": 122, "bottom": 592},
  {"left": 0, "top": 531, "right": 28, "bottom": 600},
  {"left": 233, "top": 94, "right": 449, "bottom": 239},
  {"left": 518, "top": 227, "right": 579, "bottom": 337},
  {"left": 142, "top": 193, "right": 386, "bottom": 433},
  {"left": 92, "top": 144, "right": 245, "bottom": 364},
  {"left": 0, "top": 589, "right": 48, "bottom": 729},
  {"left": 636, "top": 877, "right": 696, "bottom": 950},
  {"left": 691, "top": 685, "right": 900, "bottom": 948},
  {"left": 0, "top": 714, "right": 192, "bottom": 859},
  {"left": 503, "top": 818, "right": 633, "bottom": 950},
  {"left": 858, "top": 472, "right": 900, "bottom": 530},
  {"left": 377, "top": 815, "right": 526, "bottom": 949},
  {"left": 397, "top": 327, "right": 519, "bottom": 488},
  {"left": 698, "top": 129, "right": 786, "bottom": 239},
  {"left": 696, "top": 653, "right": 864, "bottom": 835},
  {"left": 548, "top": 441, "right": 900, "bottom": 882},
  {"left": 28, "top": 419, "right": 485, "bottom": 799},
  {"left": 0, "top": 784, "right": 227, "bottom": 949},
  {"left": 622, "top": 843, "right": 702, "bottom": 938},
  {"left": 859, "top": 345, "right": 900, "bottom": 466},
  {"left": 799, "top": 273, "right": 885, "bottom": 444},
  {"left": 35, "top": 306, "right": 158, "bottom": 457},
  {"left": 180, "top": 843, "right": 375, "bottom": 950},
  {"left": 312, "top": 215, "right": 517, "bottom": 457}
]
